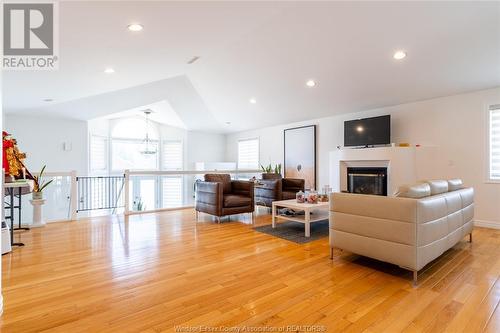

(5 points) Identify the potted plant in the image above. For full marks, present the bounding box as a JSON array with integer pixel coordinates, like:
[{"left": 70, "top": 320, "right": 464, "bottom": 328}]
[
  {"left": 30, "top": 165, "right": 54, "bottom": 200},
  {"left": 260, "top": 163, "right": 282, "bottom": 179}
]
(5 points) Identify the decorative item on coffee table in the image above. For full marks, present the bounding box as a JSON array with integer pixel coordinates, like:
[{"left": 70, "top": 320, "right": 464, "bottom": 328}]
[
  {"left": 296, "top": 190, "right": 305, "bottom": 203},
  {"left": 318, "top": 185, "right": 331, "bottom": 202}
]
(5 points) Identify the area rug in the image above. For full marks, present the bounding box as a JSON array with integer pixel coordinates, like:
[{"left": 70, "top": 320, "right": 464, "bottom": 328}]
[{"left": 254, "top": 220, "right": 329, "bottom": 244}]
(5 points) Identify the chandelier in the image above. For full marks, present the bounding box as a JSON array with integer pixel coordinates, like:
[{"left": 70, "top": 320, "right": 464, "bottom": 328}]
[{"left": 140, "top": 110, "right": 157, "bottom": 155}]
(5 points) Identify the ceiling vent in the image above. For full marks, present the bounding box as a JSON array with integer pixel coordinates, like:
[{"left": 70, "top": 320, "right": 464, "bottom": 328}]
[{"left": 187, "top": 56, "right": 200, "bottom": 64}]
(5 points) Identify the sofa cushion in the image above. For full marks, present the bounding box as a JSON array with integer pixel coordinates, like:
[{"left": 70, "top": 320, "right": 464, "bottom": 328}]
[
  {"left": 395, "top": 183, "right": 431, "bottom": 198},
  {"left": 425, "top": 180, "right": 449, "bottom": 195},
  {"left": 223, "top": 194, "right": 251, "bottom": 208},
  {"left": 447, "top": 179, "right": 463, "bottom": 191},
  {"left": 205, "top": 174, "right": 231, "bottom": 194}
]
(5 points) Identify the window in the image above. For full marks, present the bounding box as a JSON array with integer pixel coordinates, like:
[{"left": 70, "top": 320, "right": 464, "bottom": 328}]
[
  {"left": 90, "top": 135, "right": 107, "bottom": 173},
  {"left": 162, "top": 140, "right": 183, "bottom": 208},
  {"left": 111, "top": 140, "right": 158, "bottom": 170},
  {"left": 238, "top": 138, "right": 259, "bottom": 169},
  {"left": 110, "top": 118, "right": 159, "bottom": 171},
  {"left": 162, "top": 140, "right": 183, "bottom": 170},
  {"left": 162, "top": 177, "right": 183, "bottom": 208},
  {"left": 489, "top": 104, "right": 500, "bottom": 181}
]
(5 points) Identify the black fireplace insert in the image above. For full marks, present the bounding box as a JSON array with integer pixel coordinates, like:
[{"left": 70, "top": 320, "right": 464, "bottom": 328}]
[{"left": 347, "top": 167, "right": 387, "bottom": 196}]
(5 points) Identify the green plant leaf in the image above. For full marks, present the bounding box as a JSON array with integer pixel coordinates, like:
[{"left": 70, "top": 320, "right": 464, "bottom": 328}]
[
  {"left": 39, "top": 165, "right": 46, "bottom": 178},
  {"left": 38, "top": 179, "right": 54, "bottom": 192}
]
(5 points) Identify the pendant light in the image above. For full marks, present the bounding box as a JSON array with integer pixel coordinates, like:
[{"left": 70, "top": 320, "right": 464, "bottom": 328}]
[{"left": 140, "top": 110, "right": 157, "bottom": 155}]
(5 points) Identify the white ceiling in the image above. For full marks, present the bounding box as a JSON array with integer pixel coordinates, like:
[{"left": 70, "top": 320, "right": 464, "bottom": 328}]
[
  {"left": 3, "top": 1, "right": 500, "bottom": 133},
  {"left": 98, "top": 100, "right": 186, "bottom": 129}
]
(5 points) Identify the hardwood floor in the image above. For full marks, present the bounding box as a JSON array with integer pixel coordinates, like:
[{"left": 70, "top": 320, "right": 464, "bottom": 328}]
[{"left": 1, "top": 209, "right": 499, "bottom": 332}]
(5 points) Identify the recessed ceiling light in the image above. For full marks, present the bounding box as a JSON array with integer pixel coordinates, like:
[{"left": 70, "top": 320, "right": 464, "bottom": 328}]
[
  {"left": 43, "top": 98, "right": 53, "bottom": 102},
  {"left": 127, "top": 23, "right": 143, "bottom": 32},
  {"left": 225, "top": 121, "right": 231, "bottom": 125},
  {"left": 393, "top": 50, "right": 407, "bottom": 60},
  {"left": 249, "top": 98, "right": 257, "bottom": 104},
  {"left": 104, "top": 67, "right": 115, "bottom": 74},
  {"left": 306, "top": 80, "right": 316, "bottom": 87}
]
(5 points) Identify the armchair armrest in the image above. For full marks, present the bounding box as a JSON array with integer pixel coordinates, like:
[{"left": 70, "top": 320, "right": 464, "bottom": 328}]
[{"left": 195, "top": 181, "right": 223, "bottom": 216}]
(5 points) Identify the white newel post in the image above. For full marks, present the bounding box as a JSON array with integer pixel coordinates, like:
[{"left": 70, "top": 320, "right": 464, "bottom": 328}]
[
  {"left": 124, "top": 169, "right": 130, "bottom": 215},
  {"left": 70, "top": 170, "right": 78, "bottom": 221},
  {"left": 30, "top": 199, "right": 46, "bottom": 228}
]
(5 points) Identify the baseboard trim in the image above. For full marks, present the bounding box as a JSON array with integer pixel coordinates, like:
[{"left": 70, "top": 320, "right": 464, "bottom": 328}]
[{"left": 474, "top": 220, "right": 500, "bottom": 230}]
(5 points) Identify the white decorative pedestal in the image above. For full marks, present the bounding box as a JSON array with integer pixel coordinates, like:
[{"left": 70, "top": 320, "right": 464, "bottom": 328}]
[{"left": 29, "top": 199, "right": 46, "bottom": 228}]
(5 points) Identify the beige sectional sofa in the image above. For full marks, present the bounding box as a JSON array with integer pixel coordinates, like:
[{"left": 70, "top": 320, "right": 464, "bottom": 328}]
[{"left": 329, "top": 180, "right": 474, "bottom": 284}]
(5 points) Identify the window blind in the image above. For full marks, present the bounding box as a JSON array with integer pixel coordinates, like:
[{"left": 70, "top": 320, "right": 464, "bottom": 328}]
[
  {"left": 238, "top": 138, "right": 259, "bottom": 169},
  {"left": 490, "top": 105, "right": 500, "bottom": 180},
  {"left": 162, "top": 141, "right": 183, "bottom": 170},
  {"left": 162, "top": 177, "right": 183, "bottom": 208},
  {"left": 90, "top": 135, "right": 107, "bottom": 172},
  {"left": 162, "top": 141, "right": 183, "bottom": 208}
]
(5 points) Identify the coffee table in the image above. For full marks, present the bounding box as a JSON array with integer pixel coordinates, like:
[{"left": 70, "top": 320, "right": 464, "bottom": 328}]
[{"left": 271, "top": 199, "right": 329, "bottom": 237}]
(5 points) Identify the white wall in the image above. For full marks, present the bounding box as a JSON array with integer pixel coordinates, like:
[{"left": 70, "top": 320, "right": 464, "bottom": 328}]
[
  {"left": 186, "top": 131, "right": 226, "bottom": 169},
  {"left": 226, "top": 87, "right": 500, "bottom": 226},
  {"left": 5, "top": 115, "right": 89, "bottom": 174}
]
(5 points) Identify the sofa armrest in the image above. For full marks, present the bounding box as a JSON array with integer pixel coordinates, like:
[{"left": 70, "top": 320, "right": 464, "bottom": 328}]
[{"left": 330, "top": 192, "right": 419, "bottom": 270}]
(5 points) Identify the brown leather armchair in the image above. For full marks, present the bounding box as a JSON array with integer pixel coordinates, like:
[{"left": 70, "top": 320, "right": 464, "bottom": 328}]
[
  {"left": 255, "top": 174, "right": 305, "bottom": 207},
  {"left": 195, "top": 174, "right": 255, "bottom": 223}
]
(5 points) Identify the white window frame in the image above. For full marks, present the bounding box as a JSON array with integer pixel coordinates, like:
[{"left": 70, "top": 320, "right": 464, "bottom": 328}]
[
  {"left": 237, "top": 137, "right": 260, "bottom": 170},
  {"left": 487, "top": 104, "right": 500, "bottom": 183}
]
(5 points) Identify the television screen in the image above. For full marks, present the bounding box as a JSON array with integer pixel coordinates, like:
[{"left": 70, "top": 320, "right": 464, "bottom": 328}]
[{"left": 344, "top": 115, "right": 391, "bottom": 147}]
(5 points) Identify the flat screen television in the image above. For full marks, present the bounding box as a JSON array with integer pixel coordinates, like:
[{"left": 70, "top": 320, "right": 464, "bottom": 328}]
[{"left": 344, "top": 115, "right": 391, "bottom": 147}]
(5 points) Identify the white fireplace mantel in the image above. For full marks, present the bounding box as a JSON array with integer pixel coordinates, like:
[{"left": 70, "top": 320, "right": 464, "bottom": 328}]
[{"left": 329, "top": 146, "right": 438, "bottom": 196}]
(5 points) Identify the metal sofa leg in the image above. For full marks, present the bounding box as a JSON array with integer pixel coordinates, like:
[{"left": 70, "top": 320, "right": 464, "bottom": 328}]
[
  {"left": 469, "top": 232, "right": 472, "bottom": 243},
  {"left": 217, "top": 216, "right": 221, "bottom": 224},
  {"left": 413, "top": 271, "right": 418, "bottom": 287},
  {"left": 330, "top": 247, "right": 334, "bottom": 260}
]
